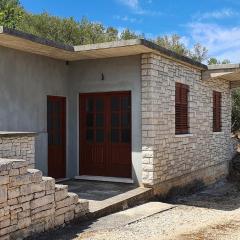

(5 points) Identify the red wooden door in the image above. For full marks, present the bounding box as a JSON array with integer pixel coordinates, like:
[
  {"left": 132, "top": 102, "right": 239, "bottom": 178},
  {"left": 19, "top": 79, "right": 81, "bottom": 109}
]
[
  {"left": 79, "top": 92, "right": 132, "bottom": 178},
  {"left": 47, "top": 96, "right": 66, "bottom": 179}
]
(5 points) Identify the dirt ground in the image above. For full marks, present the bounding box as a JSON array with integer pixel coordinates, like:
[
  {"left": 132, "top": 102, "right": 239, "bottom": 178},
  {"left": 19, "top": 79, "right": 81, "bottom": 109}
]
[{"left": 35, "top": 180, "right": 240, "bottom": 240}]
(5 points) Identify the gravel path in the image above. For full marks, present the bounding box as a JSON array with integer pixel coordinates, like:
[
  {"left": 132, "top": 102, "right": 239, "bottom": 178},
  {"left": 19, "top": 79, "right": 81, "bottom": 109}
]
[{"left": 35, "top": 180, "right": 240, "bottom": 240}]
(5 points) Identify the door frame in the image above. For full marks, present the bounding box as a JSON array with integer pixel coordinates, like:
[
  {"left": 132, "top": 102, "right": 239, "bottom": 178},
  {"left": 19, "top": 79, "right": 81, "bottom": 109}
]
[
  {"left": 47, "top": 95, "right": 67, "bottom": 179},
  {"left": 78, "top": 91, "right": 132, "bottom": 178}
]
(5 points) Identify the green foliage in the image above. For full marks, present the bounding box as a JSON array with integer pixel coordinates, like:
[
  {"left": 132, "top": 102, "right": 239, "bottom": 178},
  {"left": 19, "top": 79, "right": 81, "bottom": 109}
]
[
  {"left": 222, "top": 59, "right": 231, "bottom": 64},
  {"left": 232, "top": 89, "right": 240, "bottom": 132},
  {"left": 0, "top": 0, "right": 23, "bottom": 28},
  {"left": 120, "top": 28, "right": 143, "bottom": 40},
  {"left": 190, "top": 43, "right": 208, "bottom": 63},
  {"left": 208, "top": 57, "right": 231, "bottom": 65},
  {"left": 155, "top": 34, "right": 188, "bottom": 56},
  {"left": 155, "top": 35, "right": 208, "bottom": 62}
]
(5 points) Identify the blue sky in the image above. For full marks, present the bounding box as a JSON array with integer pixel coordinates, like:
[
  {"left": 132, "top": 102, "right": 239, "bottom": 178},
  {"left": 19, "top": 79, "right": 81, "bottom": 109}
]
[{"left": 20, "top": 0, "right": 240, "bottom": 62}]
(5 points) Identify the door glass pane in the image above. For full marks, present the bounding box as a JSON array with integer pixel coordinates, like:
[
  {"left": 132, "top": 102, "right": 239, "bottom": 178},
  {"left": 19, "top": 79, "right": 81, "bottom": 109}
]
[
  {"left": 86, "top": 129, "right": 94, "bottom": 142},
  {"left": 96, "top": 98, "right": 104, "bottom": 112},
  {"left": 122, "top": 129, "right": 131, "bottom": 143},
  {"left": 121, "top": 96, "right": 130, "bottom": 110},
  {"left": 87, "top": 113, "right": 94, "bottom": 127},
  {"left": 96, "top": 130, "right": 104, "bottom": 143},
  {"left": 111, "top": 129, "right": 119, "bottom": 143},
  {"left": 121, "top": 113, "right": 130, "bottom": 127},
  {"left": 96, "top": 113, "right": 104, "bottom": 127},
  {"left": 111, "top": 113, "right": 119, "bottom": 127},
  {"left": 111, "top": 97, "right": 120, "bottom": 111},
  {"left": 55, "top": 102, "right": 61, "bottom": 113},
  {"left": 86, "top": 98, "right": 94, "bottom": 112}
]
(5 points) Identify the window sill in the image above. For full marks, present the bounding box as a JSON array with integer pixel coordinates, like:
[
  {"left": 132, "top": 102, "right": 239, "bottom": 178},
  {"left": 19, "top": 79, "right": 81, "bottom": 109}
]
[
  {"left": 175, "top": 134, "right": 193, "bottom": 137},
  {"left": 213, "top": 131, "right": 224, "bottom": 134}
]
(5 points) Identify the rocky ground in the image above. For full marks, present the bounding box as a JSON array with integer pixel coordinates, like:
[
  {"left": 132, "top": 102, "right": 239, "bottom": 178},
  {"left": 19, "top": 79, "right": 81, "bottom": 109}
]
[{"left": 34, "top": 179, "right": 240, "bottom": 240}]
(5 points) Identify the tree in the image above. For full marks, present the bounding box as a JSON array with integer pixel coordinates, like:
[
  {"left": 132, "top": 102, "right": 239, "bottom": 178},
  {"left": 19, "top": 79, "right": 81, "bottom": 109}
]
[
  {"left": 190, "top": 43, "right": 208, "bottom": 62},
  {"left": 0, "top": 0, "right": 23, "bottom": 28},
  {"left": 120, "top": 29, "right": 142, "bottom": 40},
  {"left": 208, "top": 58, "right": 220, "bottom": 65},
  {"left": 155, "top": 35, "right": 208, "bottom": 62},
  {"left": 208, "top": 58, "right": 231, "bottom": 65},
  {"left": 106, "top": 27, "right": 118, "bottom": 42},
  {"left": 222, "top": 59, "right": 231, "bottom": 64},
  {"left": 155, "top": 34, "right": 188, "bottom": 56}
]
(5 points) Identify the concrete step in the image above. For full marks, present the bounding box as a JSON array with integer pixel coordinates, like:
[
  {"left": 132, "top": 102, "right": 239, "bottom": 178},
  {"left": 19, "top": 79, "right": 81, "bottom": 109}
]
[{"left": 86, "top": 187, "right": 154, "bottom": 219}]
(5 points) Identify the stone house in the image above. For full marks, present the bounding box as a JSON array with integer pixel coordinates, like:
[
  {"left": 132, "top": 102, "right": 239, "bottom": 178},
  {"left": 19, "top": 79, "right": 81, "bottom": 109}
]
[{"left": 0, "top": 27, "right": 238, "bottom": 196}]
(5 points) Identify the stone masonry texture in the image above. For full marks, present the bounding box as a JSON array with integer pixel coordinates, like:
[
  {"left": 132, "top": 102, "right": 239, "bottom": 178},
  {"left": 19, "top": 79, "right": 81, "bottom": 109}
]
[
  {"left": 0, "top": 158, "right": 89, "bottom": 240},
  {"left": 0, "top": 135, "right": 35, "bottom": 169},
  {"left": 141, "top": 53, "right": 232, "bottom": 191}
]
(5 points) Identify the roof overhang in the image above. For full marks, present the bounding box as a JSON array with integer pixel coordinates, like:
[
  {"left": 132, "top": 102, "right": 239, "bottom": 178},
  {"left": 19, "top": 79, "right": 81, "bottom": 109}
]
[
  {"left": 203, "top": 64, "right": 240, "bottom": 89},
  {"left": 0, "top": 27, "right": 207, "bottom": 70}
]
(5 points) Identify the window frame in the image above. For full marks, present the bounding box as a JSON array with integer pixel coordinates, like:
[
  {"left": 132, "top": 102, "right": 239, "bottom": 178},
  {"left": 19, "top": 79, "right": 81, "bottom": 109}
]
[
  {"left": 175, "top": 82, "right": 189, "bottom": 135},
  {"left": 213, "top": 91, "right": 222, "bottom": 132}
]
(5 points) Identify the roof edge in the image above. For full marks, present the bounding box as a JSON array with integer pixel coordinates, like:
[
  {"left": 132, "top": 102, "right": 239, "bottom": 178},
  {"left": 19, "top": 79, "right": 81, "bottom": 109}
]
[
  {"left": 0, "top": 27, "right": 208, "bottom": 69},
  {"left": 208, "top": 64, "right": 240, "bottom": 70},
  {"left": 140, "top": 39, "right": 208, "bottom": 70},
  {"left": 0, "top": 26, "right": 74, "bottom": 52}
]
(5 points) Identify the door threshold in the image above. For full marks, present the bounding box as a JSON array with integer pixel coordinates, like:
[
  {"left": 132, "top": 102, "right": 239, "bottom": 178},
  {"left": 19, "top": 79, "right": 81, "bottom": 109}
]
[
  {"left": 75, "top": 175, "right": 134, "bottom": 184},
  {"left": 56, "top": 178, "right": 70, "bottom": 183}
]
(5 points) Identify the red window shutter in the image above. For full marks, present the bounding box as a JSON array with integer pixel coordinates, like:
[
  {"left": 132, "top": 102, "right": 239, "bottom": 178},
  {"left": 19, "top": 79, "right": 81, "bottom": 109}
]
[
  {"left": 175, "top": 83, "right": 189, "bottom": 134},
  {"left": 213, "top": 91, "right": 222, "bottom": 132}
]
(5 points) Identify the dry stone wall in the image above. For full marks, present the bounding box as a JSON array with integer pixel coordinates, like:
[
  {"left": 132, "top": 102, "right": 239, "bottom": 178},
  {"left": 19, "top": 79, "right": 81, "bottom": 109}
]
[
  {"left": 141, "top": 53, "right": 232, "bottom": 191},
  {"left": 0, "top": 133, "right": 35, "bottom": 169},
  {"left": 0, "top": 158, "right": 89, "bottom": 240}
]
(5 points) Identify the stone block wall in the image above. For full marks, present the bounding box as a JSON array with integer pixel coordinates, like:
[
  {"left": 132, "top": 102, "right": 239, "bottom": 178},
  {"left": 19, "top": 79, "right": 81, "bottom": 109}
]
[
  {"left": 0, "top": 133, "right": 35, "bottom": 169},
  {"left": 141, "top": 53, "right": 232, "bottom": 193},
  {"left": 0, "top": 158, "right": 89, "bottom": 240}
]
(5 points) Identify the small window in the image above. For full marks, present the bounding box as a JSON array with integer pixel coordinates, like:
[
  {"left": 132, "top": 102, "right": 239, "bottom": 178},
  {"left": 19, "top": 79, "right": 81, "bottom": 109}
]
[
  {"left": 213, "top": 91, "right": 222, "bottom": 132},
  {"left": 175, "top": 82, "right": 189, "bottom": 134}
]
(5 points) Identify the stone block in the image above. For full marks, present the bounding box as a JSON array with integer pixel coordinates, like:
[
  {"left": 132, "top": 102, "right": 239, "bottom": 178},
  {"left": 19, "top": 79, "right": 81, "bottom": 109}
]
[
  {"left": 31, "top": 208, "right": 55, "bottom": 221},
  {"left": 18, "top": 217, "right": 31, "bottom": 229},
  {"left": 31, "top": 203, "right": 55, "bottom": 215},
  {"left": 30, "top": 194, "right": 54, "bottom": 209},
  {"left": 31, "top": 182, "right": 46, "bottom": 193},
  {"left": 64, "top": 211, "right": 74, "bottom": 222},
  {"left": 0, "top": 186, "right": 7, "bottom": 203},
  {"left": 55, "top": 185, "right": 68, "bottom": 202},
  {"left": 8, "top": 188, "right": 20, "bottom": 199},
  {"left": 44, "top": 216, "right": 55, "bottom": 231},
  {"left": 18, "top": 210, "right": 30, "bottom": 219},
  {"left": 11, "top": 160, "right": 27, "bottom": 169},
  {"left": 0, "top": 225, "right": 17, "bottom": 237},
  {"left": 8, "top": 168, "right": 19, "bottom": 176},
  {"left": 42, "top": 177, "right": 55, "bottom": 191},
  {"left": 34, "top": 191, "right": 45, "bottom": 199},
  {"left": 54, "top": 214, "right": 64, "bottom": 227},
  {"left": 75, "top": 199, "right": 89, "bottom": 214},
  {"left": 9, "top": 174, "right": 31, "bottom": 187},
  {"left": 0, "top": 176, "right": 9, "bottom": 185},
  {"left": 18, "top": 194, "right": 33, "bottom": 203},
  {"left": 55, "top": 205, "right": 75, "bottom": 216},
  {"left": 27, "top": 169, "right": 42, "bottom": 183},
  {"left": 0, "top": 216, "right": 10, "bottom": 229}
]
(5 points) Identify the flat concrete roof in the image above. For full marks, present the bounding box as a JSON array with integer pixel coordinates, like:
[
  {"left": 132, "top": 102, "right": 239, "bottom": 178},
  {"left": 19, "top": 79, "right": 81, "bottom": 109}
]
[
  {"left": 0, "top": 26, "right": 207, "bottom": 70},
  {"left": 203, "top": 64, "right": 240, "bottom": 88},
  {"left": 208, "top": 64, "right": 240, "bottom": 70}
]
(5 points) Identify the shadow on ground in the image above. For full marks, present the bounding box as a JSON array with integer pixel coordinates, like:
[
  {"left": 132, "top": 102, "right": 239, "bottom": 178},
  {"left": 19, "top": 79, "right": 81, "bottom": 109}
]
[
  {"left": 29, "top": 218, "right": 103, "bottom": 240},
  {"left": 61, "top": 180, "right": 137, "bottom": 201},
  {"left": 167, "top": 180, "right": 240, "bottom": 211}
]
